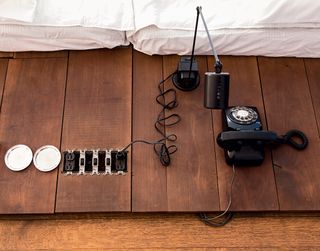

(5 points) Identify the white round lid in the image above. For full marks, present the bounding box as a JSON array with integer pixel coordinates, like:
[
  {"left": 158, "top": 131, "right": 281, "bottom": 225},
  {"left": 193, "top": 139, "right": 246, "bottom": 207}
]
[
  {"left": 33, "top": 145, "right": 61, "bottom": 172},
  {"left": 5, "top": 144, "right": 33, "bottom": 171}
]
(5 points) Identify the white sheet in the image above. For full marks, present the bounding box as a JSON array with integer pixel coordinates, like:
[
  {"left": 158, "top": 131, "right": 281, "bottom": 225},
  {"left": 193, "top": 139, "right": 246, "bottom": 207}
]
[
  {"left": 0, "top": 24, "right": 128, "bottom": 51},
  {"left": 0, "top": 0, "right": 134, "bottom": 51},
  {"left": 129, "top": 0, "right": 320, "bottom": 57},
  {"left": 132, "top": 0, "right": 320, "bottom": 30},
  {"left": 0, "top": 0, "right": 37, "bottom": 23},
  {"left": 130, "top": 26, "right": 320, "bottom": 58},
  {"left": 31, "top": 0, "right": 134, "bottom": 30}
]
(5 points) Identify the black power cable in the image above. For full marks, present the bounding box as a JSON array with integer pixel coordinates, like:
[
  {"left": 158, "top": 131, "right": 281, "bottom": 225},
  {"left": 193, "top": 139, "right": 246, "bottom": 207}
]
[
  {"left": 198, "top": 164, "right": 236, "bottom": 227},
  {"left": 121, "top": 71, "right": 180, "bottom": 167}
]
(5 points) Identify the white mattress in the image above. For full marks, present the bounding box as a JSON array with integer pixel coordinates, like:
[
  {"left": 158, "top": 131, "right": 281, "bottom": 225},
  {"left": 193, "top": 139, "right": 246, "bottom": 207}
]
[
  {"left": 128, "top": 0, "right": 320, "bottom": 57},
  {"left": 0, "top": 0, "right": 134, "bottom": 51},
  {"left": 0, "top": 24, "right": 127, "bottom": 52},
  {"left": 129, "top": 26, "right": 320, "bottom": 58}
]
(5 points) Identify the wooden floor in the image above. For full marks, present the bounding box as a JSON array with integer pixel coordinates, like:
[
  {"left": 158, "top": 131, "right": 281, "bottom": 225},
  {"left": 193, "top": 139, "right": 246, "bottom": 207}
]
[
  {"left": 0, "top": 213, "right": 319, "bottom": 250},
  {"left": 0, "top": 48, "right": 320, "bottom": 214},
  {"left": 0, "top": 49, "right": 320, "bottom": 250}
]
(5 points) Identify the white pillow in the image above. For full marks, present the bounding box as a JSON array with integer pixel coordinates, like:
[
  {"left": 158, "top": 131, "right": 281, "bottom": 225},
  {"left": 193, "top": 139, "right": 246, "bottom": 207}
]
[
  {"left": 32, "top": 0, "right": 134, "bottom": 30},
  {"left": 0, "top": 0, "right": 37, "bottom": 23},
  {"left": 128, "top": 0, "right": 320, "bottom": 57},
  {"left": 0, "top": 0, "right": 134, "bottom": 51},
  {"left": 132, "top": 0, "right": 320, "bottom": 31}
]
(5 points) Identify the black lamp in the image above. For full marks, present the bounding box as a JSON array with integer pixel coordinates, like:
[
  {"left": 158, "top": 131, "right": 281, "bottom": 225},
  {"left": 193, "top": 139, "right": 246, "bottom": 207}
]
[
  {"left": 173, "top": 6, "right": 230, "bottom": 109},
  {"left": 172, "top": 7, "right": 201, "bottom": 91}
]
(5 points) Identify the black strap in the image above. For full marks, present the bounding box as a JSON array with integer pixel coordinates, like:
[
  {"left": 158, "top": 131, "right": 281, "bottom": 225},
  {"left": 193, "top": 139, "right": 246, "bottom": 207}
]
[{"left": 277, "top": 129, "right": 308, "bottom": 150}]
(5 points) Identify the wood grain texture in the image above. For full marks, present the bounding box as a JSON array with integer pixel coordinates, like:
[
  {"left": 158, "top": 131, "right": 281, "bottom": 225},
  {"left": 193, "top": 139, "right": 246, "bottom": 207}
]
[
  {"left": 55, "top": 48, "right": 132, "bottom": 212},
  {"left": 259, "top": 57, "right": 320, "bottom": 210},
  {"left": 132, "top": 51, "right": 168, "bottom": 211},
  {"left": 0, "top": 59, "right": 8, "bottom": 105},
  {"left": 0, "top": 58, "right": 67, "bottom": 213},
  {"left": 0, "top": 52, "right": 13, "bottom": 58},
  {"left": 304, "top": 58, "right": 320, "bottom": 134},
  {"left": 13, "top": 51, "right": 68, "bottom": 59},
  {"left": 163, "top": 56, "right": 220, "bottom": 211},
  {"left": 0, "top": 213, "right": 319, "bottom": 250},
  {"left": 209, "top": 56, "right": 279, "bottom": 211}
]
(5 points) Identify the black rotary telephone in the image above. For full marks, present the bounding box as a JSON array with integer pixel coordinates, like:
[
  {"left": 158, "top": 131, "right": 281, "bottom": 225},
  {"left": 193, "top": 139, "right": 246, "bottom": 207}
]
[
  {"left": 216, "top": 106, "right": 308, "bottom": 166},
  {"left": 174, "top": 7, "right": 309, "bottom": 167}
]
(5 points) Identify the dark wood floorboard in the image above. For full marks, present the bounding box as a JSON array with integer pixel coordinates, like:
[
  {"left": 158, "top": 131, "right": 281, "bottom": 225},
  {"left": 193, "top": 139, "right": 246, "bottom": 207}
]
[
  {"left": 0, "top": 52, "right": 13, "bottom": 58},
  {"left": 163, "top": 56, "right": 220, "bottom": 211},
  {"left": 0, "top": 58, "right": 67, "bottom": 213},
  {"left": 209, "top": 56, "right": 279, "bottom": 211},
  {"left": 13, "top": 51, "right": 68, "bottom": 59},
  {"left": 259, "top": 57, "right": 320, "bottom": 210},
  {"left": 304, "top": 58, "right": 320, "bottom": 135},
  {"left": 55, "top": 48, "right": 132, "bottom": 212},
  {"left": 0, "top": 49, "right": 319, "bottom": 213},
  {"left": 132, "top": 51, "right": 168, "bottom": 212},
  {"left": 0, "top": 59, "right": 8, "bottom": 105}
]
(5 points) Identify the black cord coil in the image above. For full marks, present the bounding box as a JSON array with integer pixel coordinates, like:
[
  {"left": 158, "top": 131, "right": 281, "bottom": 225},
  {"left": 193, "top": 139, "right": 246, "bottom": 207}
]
[
  {"left": 121, "top": 71, "right": 180, "bottom": 167},
  {"left": 154, "top": 71, "right": 181, "bottom": 166},
  {"left": 277, "top": 129, "right": 308, "bottom": 150}
]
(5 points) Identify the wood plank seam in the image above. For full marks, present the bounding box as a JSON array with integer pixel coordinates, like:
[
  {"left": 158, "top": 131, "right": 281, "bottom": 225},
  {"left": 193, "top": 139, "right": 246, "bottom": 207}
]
[
  {"left": 164, "top": 55, "right": 220, "bottom": 212},
  {"left": 258, "top": 57, "right": 320, "bottom": 210},
  {"left": 0, "top": 59, "right": 9, "bottom": 113},
  {"left": 55, "top": 49, "right": 132, "bottom": 212},
  {"left": 212, "top": 56, "right": 278, "bottom": 211},
  {"left": 256, "top": 57, "right": 281, "bottom": 211},
  {"left": 0, "top": 57, "right": 67, "bottom": 213},
  {"left": 211, "top": 110, "right": 221, "bottom": 211},
  {"left": 53, "top": 52, "right": 70, "bottom": 213},
  {"left": 130, "top": 49, "right": 134, "bottom": 212},
  {"left": 207, "top": 56, "right": 222, "bottom": 211},
  {"left": 161, "top": 56, "right": 169, "bottom": 210},
  {"left": 205, "top": 56, "right": 221, "bottom": 212},
  {"left": 302, "top": 58, "right": 320, "bottom": 138},
  {"left": 132, "top": 51, "right": 168, "bottom": 212}
]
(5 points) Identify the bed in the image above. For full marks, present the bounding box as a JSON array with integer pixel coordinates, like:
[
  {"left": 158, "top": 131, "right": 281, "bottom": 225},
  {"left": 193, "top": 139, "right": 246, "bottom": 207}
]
[{"left": 1, "top": 0, "right": 320, "bottom": 57}]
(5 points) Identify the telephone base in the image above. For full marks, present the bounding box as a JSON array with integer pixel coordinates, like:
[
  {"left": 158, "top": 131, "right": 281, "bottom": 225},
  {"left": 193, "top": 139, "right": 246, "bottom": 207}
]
[{"left": 225, "top": 145, "right": 264, "bottom": 166}]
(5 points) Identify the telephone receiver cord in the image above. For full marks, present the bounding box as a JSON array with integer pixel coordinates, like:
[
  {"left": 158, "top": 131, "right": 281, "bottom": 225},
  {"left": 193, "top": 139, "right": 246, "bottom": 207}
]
[{"left": 276, "top": 129, "right": 308, "bottom": 150}]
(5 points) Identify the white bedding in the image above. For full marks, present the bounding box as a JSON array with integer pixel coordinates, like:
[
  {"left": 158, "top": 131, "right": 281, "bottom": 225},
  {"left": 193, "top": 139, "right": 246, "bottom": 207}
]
[
  {"left": 0, "top": 25, "right": 127, "bottom": 52},
  {"left": 128, "top": 0, "right": 320, "bottom": 57},
  {"left": 0, "top": 0, "right": 320, "bottom": 57},
  {"left": 0, "top": 0, "right": 37, "bottom": 23},
  {"left": 30, "top": 0, "right": 134, "bottom": 30},
  {"left": 0, "top": 0, "right": 134, "bottom": 51}
]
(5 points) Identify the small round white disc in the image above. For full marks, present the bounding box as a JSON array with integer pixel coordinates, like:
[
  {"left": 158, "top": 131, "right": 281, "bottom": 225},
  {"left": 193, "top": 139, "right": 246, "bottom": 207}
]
[
  {"left": 33, "top": 145, "right": 61, "bottom": 172},
  {"left": 236, "top": 109, "right": 249, "bottom": 117},
  {"left": 5, "top": 144, "right": 33, "bottom": 171}
]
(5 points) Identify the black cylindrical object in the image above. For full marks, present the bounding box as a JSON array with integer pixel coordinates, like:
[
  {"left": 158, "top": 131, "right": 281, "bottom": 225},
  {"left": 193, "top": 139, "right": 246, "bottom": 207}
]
[{"left": 204, "top": 72, "right": 230, "bottom": 109}]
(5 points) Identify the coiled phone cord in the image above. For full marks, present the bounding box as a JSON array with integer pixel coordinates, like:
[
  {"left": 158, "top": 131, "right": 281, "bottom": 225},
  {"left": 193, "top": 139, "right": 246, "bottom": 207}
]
[{"left": 277, "top": 129, "right": 308, "bottom": 150}]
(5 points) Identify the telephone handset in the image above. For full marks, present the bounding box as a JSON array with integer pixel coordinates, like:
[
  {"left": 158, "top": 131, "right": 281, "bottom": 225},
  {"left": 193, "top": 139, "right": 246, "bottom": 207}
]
[{"left": 216, "top": 106, "right": 308, "bottom": 166}]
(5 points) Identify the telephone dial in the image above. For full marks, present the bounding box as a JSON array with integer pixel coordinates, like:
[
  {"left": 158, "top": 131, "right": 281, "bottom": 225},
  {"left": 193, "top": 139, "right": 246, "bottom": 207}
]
[
  {"left": 174, "top": 6, "right": 309, "bottom": 167},
  {"left": 216, "top": 106, "right": 308, "bottom": 166}
]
